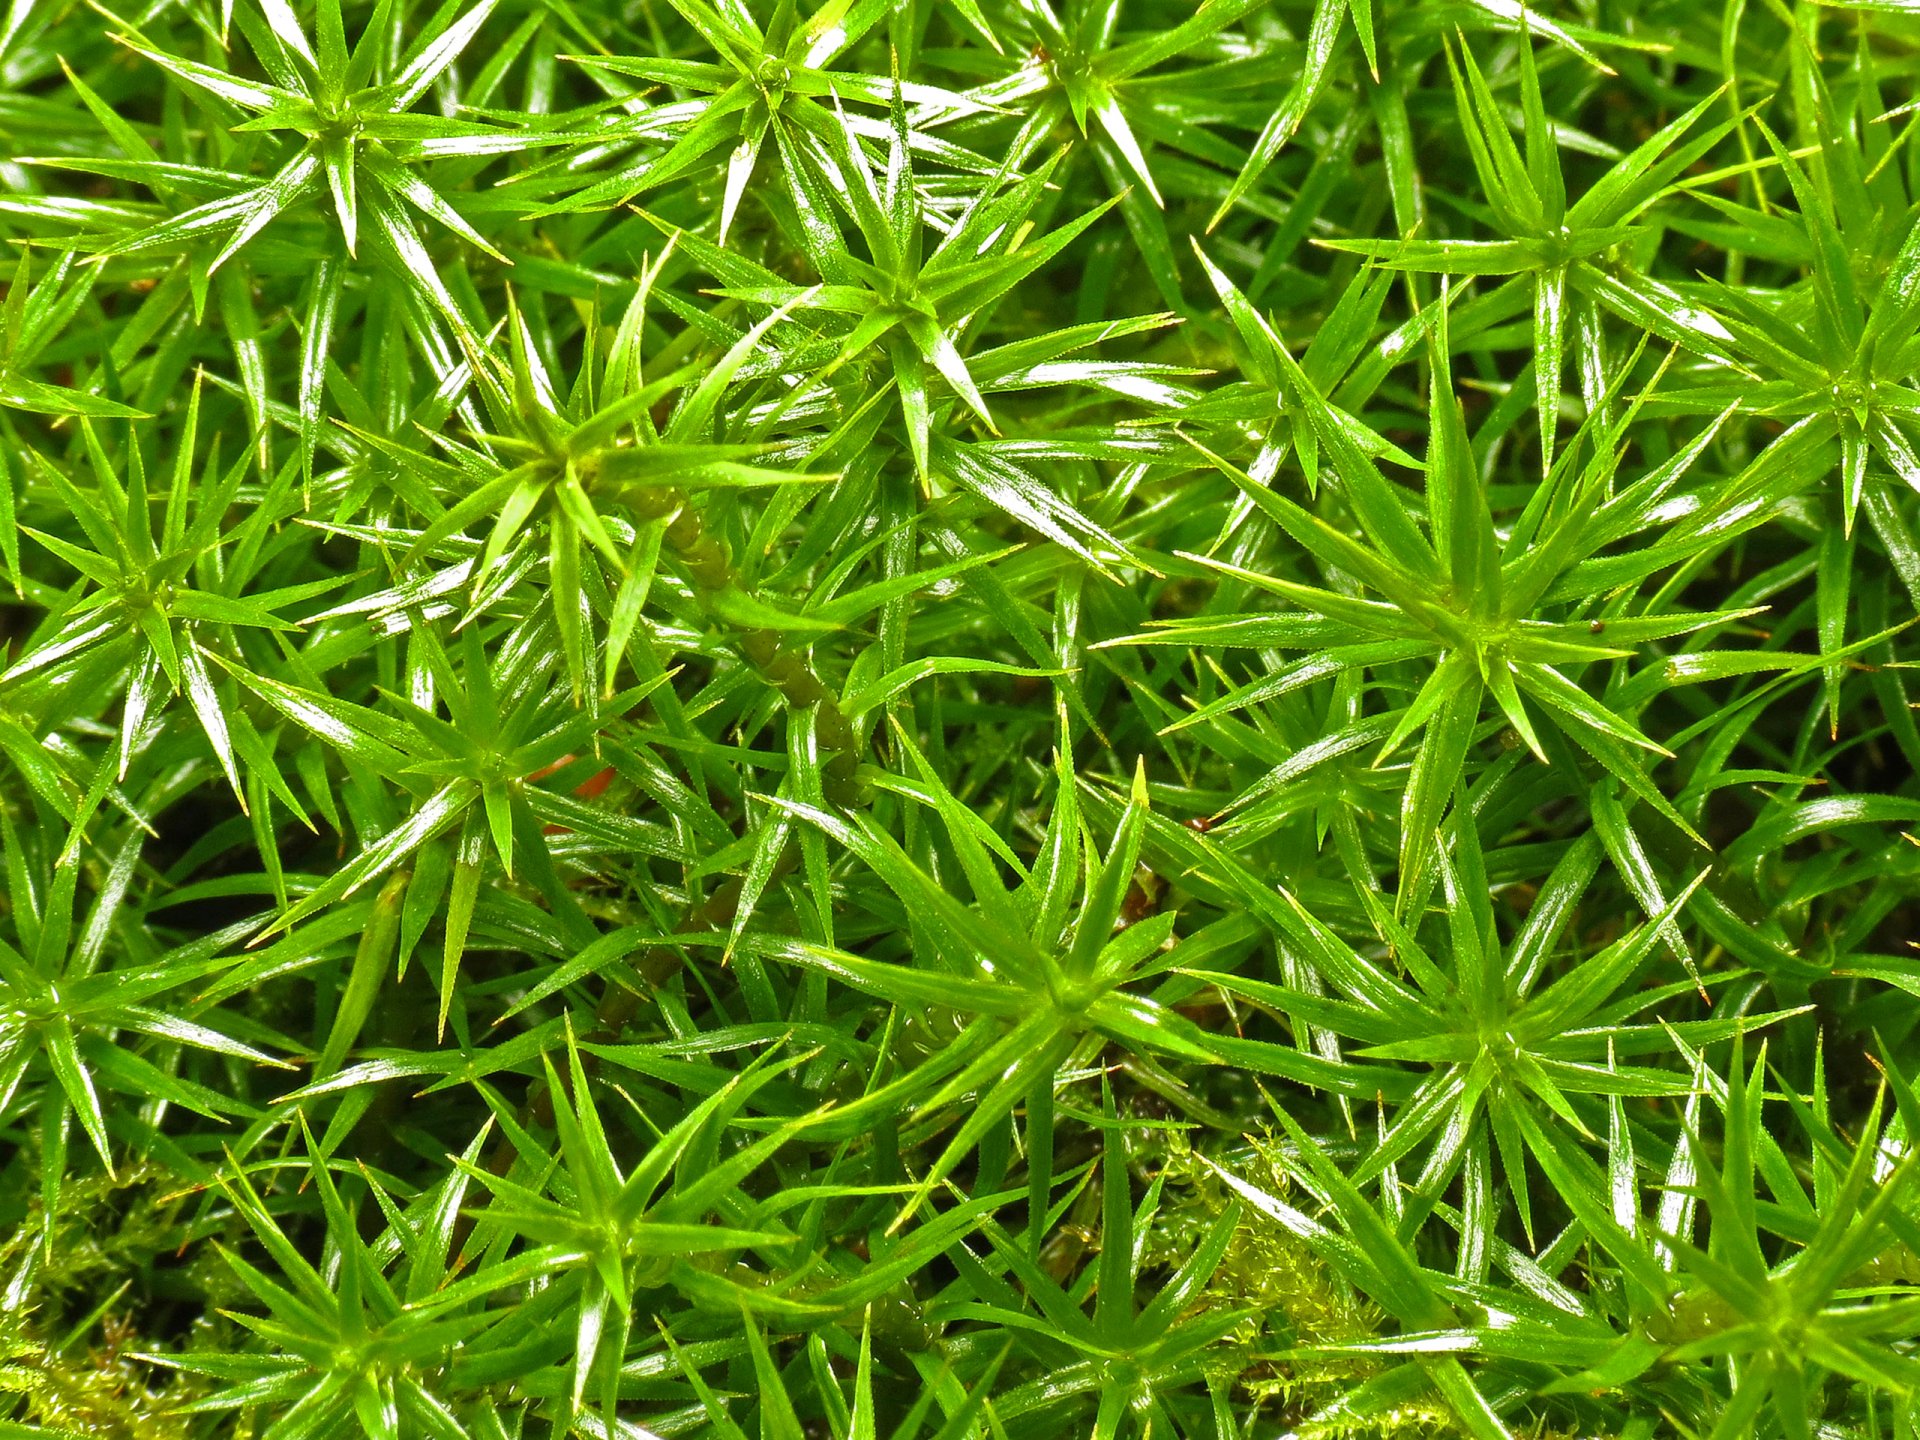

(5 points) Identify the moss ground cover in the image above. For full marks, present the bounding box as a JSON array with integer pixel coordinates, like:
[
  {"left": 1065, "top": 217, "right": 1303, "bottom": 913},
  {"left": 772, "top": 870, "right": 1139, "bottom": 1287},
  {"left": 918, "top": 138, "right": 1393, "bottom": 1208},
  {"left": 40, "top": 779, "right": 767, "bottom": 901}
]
[{"left": 3, "top": 0, "right": 1920, "bottom": 1435}]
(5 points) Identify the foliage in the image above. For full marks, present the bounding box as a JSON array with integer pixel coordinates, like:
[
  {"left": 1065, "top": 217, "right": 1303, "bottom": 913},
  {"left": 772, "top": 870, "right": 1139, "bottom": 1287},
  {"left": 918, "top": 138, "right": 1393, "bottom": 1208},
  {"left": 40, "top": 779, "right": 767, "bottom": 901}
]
[{"left": 1, "top": 0, "right": 1919, "bottom": 1436}]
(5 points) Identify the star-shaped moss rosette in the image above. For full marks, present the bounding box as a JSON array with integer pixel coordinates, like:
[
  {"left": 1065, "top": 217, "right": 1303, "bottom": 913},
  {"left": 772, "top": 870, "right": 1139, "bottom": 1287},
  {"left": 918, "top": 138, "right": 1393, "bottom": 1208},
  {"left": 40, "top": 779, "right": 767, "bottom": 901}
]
[{"left": 0, "top": 4, "right": 1916, "bottom": 1439}]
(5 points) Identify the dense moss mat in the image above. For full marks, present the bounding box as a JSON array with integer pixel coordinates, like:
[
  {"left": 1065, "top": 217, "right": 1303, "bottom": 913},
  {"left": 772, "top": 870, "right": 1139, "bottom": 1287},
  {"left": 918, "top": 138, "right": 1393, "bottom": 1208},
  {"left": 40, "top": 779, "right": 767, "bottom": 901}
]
[{"left": 3, "top": 0, "right": 1920, "bottom": 1435}]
